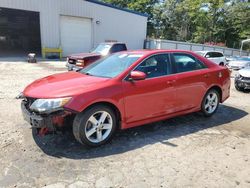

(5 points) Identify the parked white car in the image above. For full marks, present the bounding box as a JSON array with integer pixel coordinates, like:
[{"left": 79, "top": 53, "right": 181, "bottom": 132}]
[{"left": 195, "top": 51, "right": 227, "bottom": 66}]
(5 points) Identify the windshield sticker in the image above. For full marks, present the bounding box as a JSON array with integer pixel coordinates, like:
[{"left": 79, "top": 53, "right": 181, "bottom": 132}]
[
  {"left": 118, "top": 54, "right": 128, "bottom": 58},
  {"left": 128, "top": 54, "right": 143, "bottom": 58}
]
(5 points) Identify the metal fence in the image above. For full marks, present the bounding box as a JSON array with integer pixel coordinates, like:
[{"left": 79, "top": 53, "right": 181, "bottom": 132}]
[{"left": 144, "top": 39, "right": 250, "bottom": 56}]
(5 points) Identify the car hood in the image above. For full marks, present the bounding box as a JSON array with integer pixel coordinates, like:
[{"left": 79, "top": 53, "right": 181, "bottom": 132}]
[
  {"left": 23, "top": 72, "right": 109, "bottom": 98},
  {"left": 68, "top": 52, "right": 102, "bottom": 59},
  {"left": 239, "top": 68, "right": 250, "bottom": 77},
  {"left": 229, "top": 60, "right": 250, "bottom": 66}
]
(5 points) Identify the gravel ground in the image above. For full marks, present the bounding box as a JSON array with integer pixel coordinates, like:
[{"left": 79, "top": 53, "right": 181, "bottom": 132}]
[{"left": 0, "top": 60, "right": 249, "bottom": 188}]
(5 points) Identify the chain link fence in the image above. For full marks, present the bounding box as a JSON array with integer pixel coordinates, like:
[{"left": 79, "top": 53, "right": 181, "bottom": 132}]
[{"left": 144, "top": 39, "right": 250, "bottom": 57}]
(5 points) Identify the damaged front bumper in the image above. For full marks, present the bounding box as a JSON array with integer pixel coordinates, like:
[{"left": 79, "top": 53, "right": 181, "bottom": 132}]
[
  {"left": 235, "top": 76, "right": 250, "bottom": 89},
  {"left": 66, "top": 62, "right": 81, "bottom": 71},
  {"left": 21, "top": 101, "right": 72, "bottom": 129}
]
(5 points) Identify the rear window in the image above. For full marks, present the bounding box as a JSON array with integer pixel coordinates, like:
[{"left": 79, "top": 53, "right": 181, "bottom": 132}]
[
  {"left": 207, "top": 52, "right": 224, "bottom": 58},
  {"left": 110, "top": 44, "right": 127, "bottom": 53}
]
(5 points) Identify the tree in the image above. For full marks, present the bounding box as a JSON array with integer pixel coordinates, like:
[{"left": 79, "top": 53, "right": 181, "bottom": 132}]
[
  {"left": 101, "top": 0, "right": 250, "bottom": 49},
  {"left": 225, "top": 1, "right": 250, "bottom": 48}
]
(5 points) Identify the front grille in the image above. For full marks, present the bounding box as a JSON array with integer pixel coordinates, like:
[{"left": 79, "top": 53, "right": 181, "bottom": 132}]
[
  {"left": 242, "top": 76, "right": 250, "bottom": 81},
  {"left": 68, "top": 58, "right": 76, "bottom": 65}
]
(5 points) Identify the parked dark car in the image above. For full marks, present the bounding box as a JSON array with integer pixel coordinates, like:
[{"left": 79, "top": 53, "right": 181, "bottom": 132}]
[
  {"left": 235, "top": 67, "right": 250, "bottom": 91},
  {"left": 66, "top": 42, "right": 127, "bottom": 71}
]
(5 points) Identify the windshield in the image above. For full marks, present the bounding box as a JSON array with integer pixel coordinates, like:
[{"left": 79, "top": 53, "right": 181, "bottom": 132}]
[
  {"left": 91, "top": 44, "right": 112, "bottom": 56},
  {"left": 234, "top": 57, "right": 250, "bottom": 61},
  {"left": 80, "top": 53, "right": 143, "bottom": 78}
]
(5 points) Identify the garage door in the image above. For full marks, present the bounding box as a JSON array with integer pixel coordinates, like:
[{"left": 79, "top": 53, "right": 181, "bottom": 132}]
[
  {"left": 0, "top": 7, "right": 41, "bottom": 57},
  {"left": 60, "top": 16, "right": 92, "bottom": 56}
]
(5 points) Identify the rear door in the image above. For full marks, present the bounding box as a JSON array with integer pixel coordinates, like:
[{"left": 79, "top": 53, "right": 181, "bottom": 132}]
[
  {"left": 122, "top": 53, "right": 177, "bottom": 123},
  {"left": 172, "top": 53, "right": 209, "bottom": 112}
]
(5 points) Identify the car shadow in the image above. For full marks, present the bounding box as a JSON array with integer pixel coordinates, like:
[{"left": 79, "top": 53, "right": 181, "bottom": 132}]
[{"left": 32, "top": 104, "right": 248, "bottom": 159}]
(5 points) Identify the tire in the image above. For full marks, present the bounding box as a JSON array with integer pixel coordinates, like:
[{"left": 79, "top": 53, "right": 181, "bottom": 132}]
[
  {"left": 73, "top": 105, "right": 117, "bottom": 147},
  {"left": 201, "top": 89, "right": 220, "bottom": 117},
  {"left": 219, "top": 62, "right": 224, "bottom": 66},
  {"left": 235, "top": 81, "right": 244, "bottom": 92}
]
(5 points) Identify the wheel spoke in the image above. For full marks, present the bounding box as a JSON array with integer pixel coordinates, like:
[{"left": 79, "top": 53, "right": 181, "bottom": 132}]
[
  {"left": 102, "top": 123, "right": 112, "bottom": 130},
  {"left": 208, "top": 106, "right": 212, "bottom": 113},
  {"left": 205, "top": 103, "right": 210, "bottom": 109},
  {"left": 86, "top": 127, "right": 96, "bottom": 138},
  {"left": 211, "top": 94, "right": 216, "bottom": 101},
  {"left": 207, "top": 94, "right": 212, "bottom": 100},
  {"left": 212, "top": 101, "right": 217, "bottom": 106},
  {"left": 97, "top": 130, "right": 103, "bottom": 141},
  {"left": 99, "top": 112, "right": 108, "bottom": 124},
  {"left": 89, "top": 116, "right": 98, "bottom": 125}
]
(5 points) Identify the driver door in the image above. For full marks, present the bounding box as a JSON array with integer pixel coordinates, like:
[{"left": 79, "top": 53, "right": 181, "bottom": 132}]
[{"left": 122, "top": 53, "right": 177, "bottom": 124}]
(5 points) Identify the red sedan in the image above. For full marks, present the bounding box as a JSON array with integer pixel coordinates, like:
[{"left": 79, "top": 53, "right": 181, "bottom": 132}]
[{"left": 20, "top": 50, "right": 231, "bottom": 146}]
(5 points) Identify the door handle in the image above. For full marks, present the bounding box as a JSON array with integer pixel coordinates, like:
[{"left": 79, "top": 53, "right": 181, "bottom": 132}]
[
  {"left": 167, "top": 80, "right": 176, "bottom": 86},
  {"left": 204, "top": 74, "right": 209, "bottom": 78}
]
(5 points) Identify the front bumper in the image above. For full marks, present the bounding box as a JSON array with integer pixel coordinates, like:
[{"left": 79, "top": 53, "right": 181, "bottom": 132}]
[
  {"left": 21, "top": 101, "right": 54, "bottom": 128},
  {"left": 66, "top": 62, "right": 81, "bottom": 71},
  {"left": 235, "top": 77, "right": 250, "bottom": 89}
]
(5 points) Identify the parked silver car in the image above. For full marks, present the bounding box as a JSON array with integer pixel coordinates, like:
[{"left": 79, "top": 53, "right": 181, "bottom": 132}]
[
  {"left": 235, "top": 67, "right": 250, "bottom": 91},
  {"left": 229, "top": 57, "right": 250, "bottom": 70}
]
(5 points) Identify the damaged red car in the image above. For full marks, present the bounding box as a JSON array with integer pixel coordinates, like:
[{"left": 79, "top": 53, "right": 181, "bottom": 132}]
[{"left": 20, "top": 50, "right": 231, "bottom": 146}]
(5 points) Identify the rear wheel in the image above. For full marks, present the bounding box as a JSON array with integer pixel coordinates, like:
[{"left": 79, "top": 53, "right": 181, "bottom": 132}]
[
  {"left": 219, "top": 62, "right": 224, "bottom": 66},
  {"left": 73, "top": 105, "right": 117, "bottom": 146},
  {"left": 201, "top": 89, "right": 220, "bottom": 117}
]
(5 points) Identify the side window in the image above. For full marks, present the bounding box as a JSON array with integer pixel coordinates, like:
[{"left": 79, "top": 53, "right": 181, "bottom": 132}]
[
  {"left": 110, "top": 44, "right": 126, "bottom": 53},
  {"left": 212, "top": 52, "right": 220, "bottom": 57},
  {"left": 215, "top": 52, "right": 224, "bottom": 57},
  {"left": 173, "top": 53, "right": 206, "bottom": 73},
  {"left": 206, "top": 52, "right": 213, "bottom": 58},
  {"left": 135, "top": 54, "right": 170, "bottom": 78}
]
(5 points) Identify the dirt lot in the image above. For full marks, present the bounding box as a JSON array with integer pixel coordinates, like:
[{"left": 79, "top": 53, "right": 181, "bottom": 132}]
[{"left": 0, "top": 60, "right": 249, "bottom": 188}]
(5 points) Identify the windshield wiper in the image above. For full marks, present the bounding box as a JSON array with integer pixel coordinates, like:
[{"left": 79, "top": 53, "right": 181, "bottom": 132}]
[{"left": 82, "top": 72, "right": 93, "bottom": 76}]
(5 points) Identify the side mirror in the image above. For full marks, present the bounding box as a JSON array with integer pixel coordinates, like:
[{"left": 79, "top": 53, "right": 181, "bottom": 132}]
[
  {"left": 129, "top": 71, "right": 146, "bottom": 81},
  {"left": 205, "top": 54, "right": 210, "bottom": 58}
]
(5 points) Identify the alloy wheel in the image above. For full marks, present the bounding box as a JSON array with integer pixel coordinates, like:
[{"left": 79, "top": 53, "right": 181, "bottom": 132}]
[
  {"left": 84, "top": 111, "right": 113, "bottom": 143},
  {"left": 204, "top": 92, "right": 218, "bottom": 114}
]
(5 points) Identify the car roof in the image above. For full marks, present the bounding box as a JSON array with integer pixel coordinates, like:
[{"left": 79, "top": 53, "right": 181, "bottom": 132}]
[
  {"left": 118, "top": 49, "right": 198, "bottom": 56},
  {"left": 195, "top": 51, "right": 224, "bottom": 54},
  {"left": 100, "top": 42, "right": 126, "bottom": 45}
]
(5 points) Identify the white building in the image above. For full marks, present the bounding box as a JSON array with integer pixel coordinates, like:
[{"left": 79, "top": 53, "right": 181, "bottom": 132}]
[{"left": 0, "top": 0, "right": 147, "bottom": 57}]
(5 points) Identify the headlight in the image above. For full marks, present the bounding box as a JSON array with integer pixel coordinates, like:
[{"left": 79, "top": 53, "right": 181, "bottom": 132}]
[
  {"left": 235, "top": 74, "right": 242, "bottom": 79},
  {"left": 16, "top": 92, "right": 24, "bottom": 99},
  {"left": 30, "top": 97, "right": 71, "bottom": 113},
  {"left": 76, "top": 59, "right": 85, "bottom": 66}
]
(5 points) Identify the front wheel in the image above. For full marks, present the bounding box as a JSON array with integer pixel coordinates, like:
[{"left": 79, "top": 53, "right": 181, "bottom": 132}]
[
  {"left": 235, "top": 81, "right": 244, "bottom": 92},
  {"left": 201, "top": 89, "right": 220, "bottom": 117},
  {"left": 73, "top": 105, "right": 117, "bottom": 147},
  {"left": 219, "top": 62, "right": 224, "bottom": 66}
]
